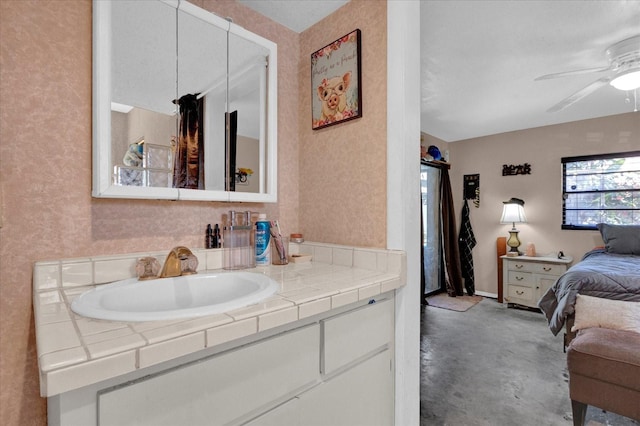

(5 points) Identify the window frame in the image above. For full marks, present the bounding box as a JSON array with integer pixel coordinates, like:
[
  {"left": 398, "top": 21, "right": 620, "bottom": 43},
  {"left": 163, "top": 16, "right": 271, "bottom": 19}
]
[{"left": 561, "top": 150, "right": 640, "bottom": 230}]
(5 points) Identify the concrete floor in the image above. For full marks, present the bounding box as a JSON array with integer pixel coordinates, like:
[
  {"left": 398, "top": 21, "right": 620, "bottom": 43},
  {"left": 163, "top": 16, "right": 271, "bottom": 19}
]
[{"left": 420, "top": 298, "right": 639, "bottom": 426}]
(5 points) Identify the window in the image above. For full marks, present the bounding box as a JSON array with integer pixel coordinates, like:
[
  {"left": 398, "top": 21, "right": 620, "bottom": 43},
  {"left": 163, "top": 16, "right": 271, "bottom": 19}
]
[{"left": 562, "top": 151, "right": 640, "bottom": 230}]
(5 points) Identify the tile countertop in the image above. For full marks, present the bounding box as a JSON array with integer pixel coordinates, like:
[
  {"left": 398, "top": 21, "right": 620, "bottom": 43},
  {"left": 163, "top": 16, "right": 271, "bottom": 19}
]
[{"left": 33, "top": 242, "right": 406, "bottom": 397}]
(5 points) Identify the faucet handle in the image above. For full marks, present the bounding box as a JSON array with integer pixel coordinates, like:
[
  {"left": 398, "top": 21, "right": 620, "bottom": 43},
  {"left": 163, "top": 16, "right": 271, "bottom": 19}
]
[
  {"left": 136, "top": 257, "right": 161, "bottom": 280},
  {"left": 180, "top": 253, "right": 199, "bottom": 275}
]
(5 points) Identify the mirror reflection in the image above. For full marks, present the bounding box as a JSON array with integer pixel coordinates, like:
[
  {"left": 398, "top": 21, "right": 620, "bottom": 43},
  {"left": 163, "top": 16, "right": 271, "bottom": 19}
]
[{"left": 96, "top": 0, "right": 276, "bottom": 201}]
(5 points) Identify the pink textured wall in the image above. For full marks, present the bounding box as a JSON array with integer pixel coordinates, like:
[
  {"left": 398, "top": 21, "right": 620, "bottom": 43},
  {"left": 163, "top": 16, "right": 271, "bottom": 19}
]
[
  {"left": 0, "top": 1, "right": 298, "bottom": 423},
  {"left": 298, "top": 0, "right": 388, "bottom": 248}
]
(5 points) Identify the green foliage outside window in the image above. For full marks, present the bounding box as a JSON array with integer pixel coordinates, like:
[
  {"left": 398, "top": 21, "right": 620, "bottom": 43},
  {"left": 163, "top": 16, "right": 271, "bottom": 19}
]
[{"left": 562, "top": 151, "right": 640, "bottom": 230}]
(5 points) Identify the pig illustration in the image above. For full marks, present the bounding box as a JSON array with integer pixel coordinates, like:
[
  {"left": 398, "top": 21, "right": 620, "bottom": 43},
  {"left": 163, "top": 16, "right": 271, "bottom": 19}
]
[{"left": 317, "top": 71, "right": 351, "bottom": 121}]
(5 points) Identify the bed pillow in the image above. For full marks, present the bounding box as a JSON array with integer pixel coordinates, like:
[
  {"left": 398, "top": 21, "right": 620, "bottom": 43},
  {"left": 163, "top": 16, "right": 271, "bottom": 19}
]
[
  {"left": 596, "top": 223, "right": 640, "bottom": 255},
  {"left": 571, "top": 294, "right": 640, "bottom": 333}
]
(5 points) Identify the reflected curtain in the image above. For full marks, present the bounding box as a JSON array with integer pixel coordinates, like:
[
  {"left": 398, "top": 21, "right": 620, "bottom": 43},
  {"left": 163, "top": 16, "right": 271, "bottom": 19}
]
[
  {"left": 173, "top": 93, "right": 204, "bottom": 189},
  {"left": 440, "top": 168, "right": 464, "bottom": 296}
]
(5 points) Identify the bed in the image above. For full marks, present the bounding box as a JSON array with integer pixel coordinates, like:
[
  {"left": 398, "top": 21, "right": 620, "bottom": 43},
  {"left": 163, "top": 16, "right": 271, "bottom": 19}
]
[{"left": 538, "top": 224, "right": 640, "bottom": 339}]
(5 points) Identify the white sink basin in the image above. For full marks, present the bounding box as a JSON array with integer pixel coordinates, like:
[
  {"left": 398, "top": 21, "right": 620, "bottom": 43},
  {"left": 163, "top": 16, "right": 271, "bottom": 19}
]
[{"left": 71, "top": 271, "right": 279, "bottom": 322}]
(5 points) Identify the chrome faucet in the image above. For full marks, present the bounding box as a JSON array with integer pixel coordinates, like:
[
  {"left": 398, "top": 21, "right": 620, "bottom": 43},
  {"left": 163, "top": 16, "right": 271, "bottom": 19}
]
[{"left": 158, "top": 246, "right": 198, "bottom": 278}]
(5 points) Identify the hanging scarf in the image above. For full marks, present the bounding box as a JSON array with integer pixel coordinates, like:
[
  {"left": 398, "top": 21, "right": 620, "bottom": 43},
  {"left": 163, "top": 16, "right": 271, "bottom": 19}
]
[{"left": 458, "top": 199, "right": 477, "bottom": 295}]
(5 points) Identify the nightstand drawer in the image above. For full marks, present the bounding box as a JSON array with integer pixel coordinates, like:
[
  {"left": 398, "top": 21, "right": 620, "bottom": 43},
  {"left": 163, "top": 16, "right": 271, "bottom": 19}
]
[
  {"left": 508, "top": 271, "right": 533, "bottom": 285},
  {"left": 507, "top": 285, "right": 533, "bottom": 301},
  {"left": 508, "top": 261, "right": 565, "bottom": 276}
]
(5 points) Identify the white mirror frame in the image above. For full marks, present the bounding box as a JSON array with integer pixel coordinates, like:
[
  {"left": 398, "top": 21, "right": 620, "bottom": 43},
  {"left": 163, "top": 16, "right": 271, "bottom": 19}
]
[{"left": 92, "top": 0, "right": 277, "bottom": 202}]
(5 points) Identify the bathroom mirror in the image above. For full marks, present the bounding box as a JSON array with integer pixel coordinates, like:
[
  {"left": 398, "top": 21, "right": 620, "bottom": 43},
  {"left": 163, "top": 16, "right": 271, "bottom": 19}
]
[{"left": 92, "top": 0, "right": 277, "bottom": 202}]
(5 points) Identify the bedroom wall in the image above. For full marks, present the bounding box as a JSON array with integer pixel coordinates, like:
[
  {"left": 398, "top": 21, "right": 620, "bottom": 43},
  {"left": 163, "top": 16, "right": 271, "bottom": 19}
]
[{"left": 444, "top": 112, "right": 639, "bottom": 296}]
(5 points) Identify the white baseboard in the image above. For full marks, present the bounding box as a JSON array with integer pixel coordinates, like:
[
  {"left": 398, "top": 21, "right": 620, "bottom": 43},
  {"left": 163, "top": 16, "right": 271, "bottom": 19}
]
[{"left": 473, "top": 290, "right": 497, "bottom": 299}]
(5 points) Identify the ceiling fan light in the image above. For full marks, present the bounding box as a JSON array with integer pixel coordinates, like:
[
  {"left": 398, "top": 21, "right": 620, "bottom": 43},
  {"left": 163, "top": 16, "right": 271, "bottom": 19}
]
[{"left": 610, "top": 69, "right": 640, "bottom": 91}]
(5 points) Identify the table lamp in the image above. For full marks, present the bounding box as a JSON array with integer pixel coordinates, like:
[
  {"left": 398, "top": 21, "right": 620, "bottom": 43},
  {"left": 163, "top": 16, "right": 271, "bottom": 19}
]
[{"left": 500, "top": 197, "right": 527, "bottom": 256}]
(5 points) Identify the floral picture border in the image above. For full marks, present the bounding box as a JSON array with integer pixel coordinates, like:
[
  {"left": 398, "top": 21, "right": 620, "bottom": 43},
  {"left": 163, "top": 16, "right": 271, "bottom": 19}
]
[{"left": 311, "top": 29, "right": 362, "bottom": 130}]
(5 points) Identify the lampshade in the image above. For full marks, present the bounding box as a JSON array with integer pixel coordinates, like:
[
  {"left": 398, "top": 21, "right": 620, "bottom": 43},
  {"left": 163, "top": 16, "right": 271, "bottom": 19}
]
[
  {"left": 610, "top": 69, "right": 640, "bottom": 91},
  {"left": 500, "top": 198, "right": 527, "bottom": 224}
]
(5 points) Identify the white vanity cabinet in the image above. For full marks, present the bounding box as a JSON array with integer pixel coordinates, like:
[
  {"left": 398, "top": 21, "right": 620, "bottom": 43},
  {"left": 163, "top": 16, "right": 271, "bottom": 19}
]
[{"left": 49, "top": 294, "right": 395, "bottom": 426}]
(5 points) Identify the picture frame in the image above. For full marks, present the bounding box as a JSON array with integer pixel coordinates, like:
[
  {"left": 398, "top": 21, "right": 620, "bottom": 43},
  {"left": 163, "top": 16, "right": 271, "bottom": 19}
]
[{"left": 311, "top": 29, "right": 362, "bottom": 130}]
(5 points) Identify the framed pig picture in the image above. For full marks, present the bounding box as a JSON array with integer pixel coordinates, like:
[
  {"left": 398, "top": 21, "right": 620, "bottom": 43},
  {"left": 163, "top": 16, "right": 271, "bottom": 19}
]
[{"left": 311, "top": 29, "right": 362, "bottom": 130}]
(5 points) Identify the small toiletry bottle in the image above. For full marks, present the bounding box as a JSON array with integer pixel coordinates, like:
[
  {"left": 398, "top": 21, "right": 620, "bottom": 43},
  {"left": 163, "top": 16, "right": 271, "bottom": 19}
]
[
  {"left": 255, "top": 214, "right": 271, "bottom": 265},
  {"left": 206, "top": 224, "right": 213, "bottom": 249},
  {"left": 213, "top": 224, "right": 220, "bottom": 248}
]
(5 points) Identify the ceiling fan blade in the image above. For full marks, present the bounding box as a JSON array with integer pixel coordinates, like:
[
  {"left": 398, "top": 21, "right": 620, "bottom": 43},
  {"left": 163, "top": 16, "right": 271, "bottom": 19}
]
[
  {"left": 535, "top": 66, "right": 610, "bottom": 81},
  {"left": 547, "top": 76, "right": 612, "bottom": 113}
]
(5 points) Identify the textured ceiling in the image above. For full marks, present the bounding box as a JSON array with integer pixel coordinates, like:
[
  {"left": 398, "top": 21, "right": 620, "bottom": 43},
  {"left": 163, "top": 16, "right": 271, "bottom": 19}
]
[{"left": 240, "top": 0, "right": 640, "bottom": 142}]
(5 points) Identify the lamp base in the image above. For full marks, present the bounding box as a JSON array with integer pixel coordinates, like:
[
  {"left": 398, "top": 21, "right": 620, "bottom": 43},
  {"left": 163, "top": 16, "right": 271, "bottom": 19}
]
[{"left": 506, "top": 229, "right": 521, "bottom": 256}]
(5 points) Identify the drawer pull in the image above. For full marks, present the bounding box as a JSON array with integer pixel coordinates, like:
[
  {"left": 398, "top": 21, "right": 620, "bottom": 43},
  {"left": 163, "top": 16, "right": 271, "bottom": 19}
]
[
  {"left": 515, "top": 276, "right": 524, "bottom": 281},
  {"left": 516, "top": 290, "right": 524, "bottom": 295},
  {"left": 543, "top": 267, "right": 552, "bottom": 272},
  {"left": 515, "top": 264, "right": 523, "bottom": 269}
]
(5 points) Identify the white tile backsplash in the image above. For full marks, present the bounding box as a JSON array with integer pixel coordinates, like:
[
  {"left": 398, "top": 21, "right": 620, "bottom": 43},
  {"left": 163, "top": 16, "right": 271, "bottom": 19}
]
[
  {"left": 312, "top": 246, "right": 332, "bottom": 263},
  {"left": 93, "top": 256, "right": 142, "bottom": 284},
  {"left": 33, "top": 262, "right": 61, "bottom": 291},
  {"left": 353, "top": 249, "right": 378, "bottom": 270},
  {"left": 61, "top": 259, "right": 93, "bottom": 287},
  {"left": 387, "top": 250, "right": 404, "bottom": 275},
  {"left": 205, "top": 249, "right": 224, "bottom": 270},
  {"left": 332, "top": 247, "right": 353, "bottom": 266}
]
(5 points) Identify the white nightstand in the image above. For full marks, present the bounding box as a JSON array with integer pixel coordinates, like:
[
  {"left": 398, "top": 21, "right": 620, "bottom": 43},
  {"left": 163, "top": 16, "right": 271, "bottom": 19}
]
[{"left": 501, "top": 255, "right": 573, "bottom": 309}]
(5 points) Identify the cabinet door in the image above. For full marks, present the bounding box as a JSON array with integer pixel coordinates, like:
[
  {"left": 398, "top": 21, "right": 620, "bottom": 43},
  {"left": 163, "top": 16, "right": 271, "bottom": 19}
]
[
  {"left": 98, "top": 324, "right": 319, "bottom": 426},
  {"left": 244, "top": 397, "right": 301, "bottom": 426},
  {"left": 535, "top": 274, "right": 558, "bottom": 301},
  {"left": 322, "top": 298, "right": 393, "bottom": 375},
  {"left": 298, "top": 349, "right": 393, "bottom": 426}
]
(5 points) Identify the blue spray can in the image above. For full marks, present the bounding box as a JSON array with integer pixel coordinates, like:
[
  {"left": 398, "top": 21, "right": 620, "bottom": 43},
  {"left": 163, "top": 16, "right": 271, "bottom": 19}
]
[{"left": 255, "top": 214, "right": 271, "bottom": 265}]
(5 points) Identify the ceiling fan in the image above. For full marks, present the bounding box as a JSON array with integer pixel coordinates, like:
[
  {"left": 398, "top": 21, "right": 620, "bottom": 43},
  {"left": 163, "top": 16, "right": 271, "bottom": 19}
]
[{"left": 536, "top": 34, "right": 640, "bottom": 113}]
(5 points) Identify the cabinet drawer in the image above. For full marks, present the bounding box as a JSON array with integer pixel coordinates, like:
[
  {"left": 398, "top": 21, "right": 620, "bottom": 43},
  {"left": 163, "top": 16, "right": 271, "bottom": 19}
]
[
  {"left": 507, "top": 284, "right": 533, "bottom": 301},
  {"left": 508, "top": 270, "right": 533, "bottom": 285},
  {"left": 322, "top": 298, "right": 393, "bottom": 375},
  {"left": 508, "top": 261, "right": 565, "bottom": 275},
  {"left": 534, "top": 263, "right": 565, "bottom": 275},
  {"left": 98, "top": 324, "right": 320, "bottom": 426}
]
